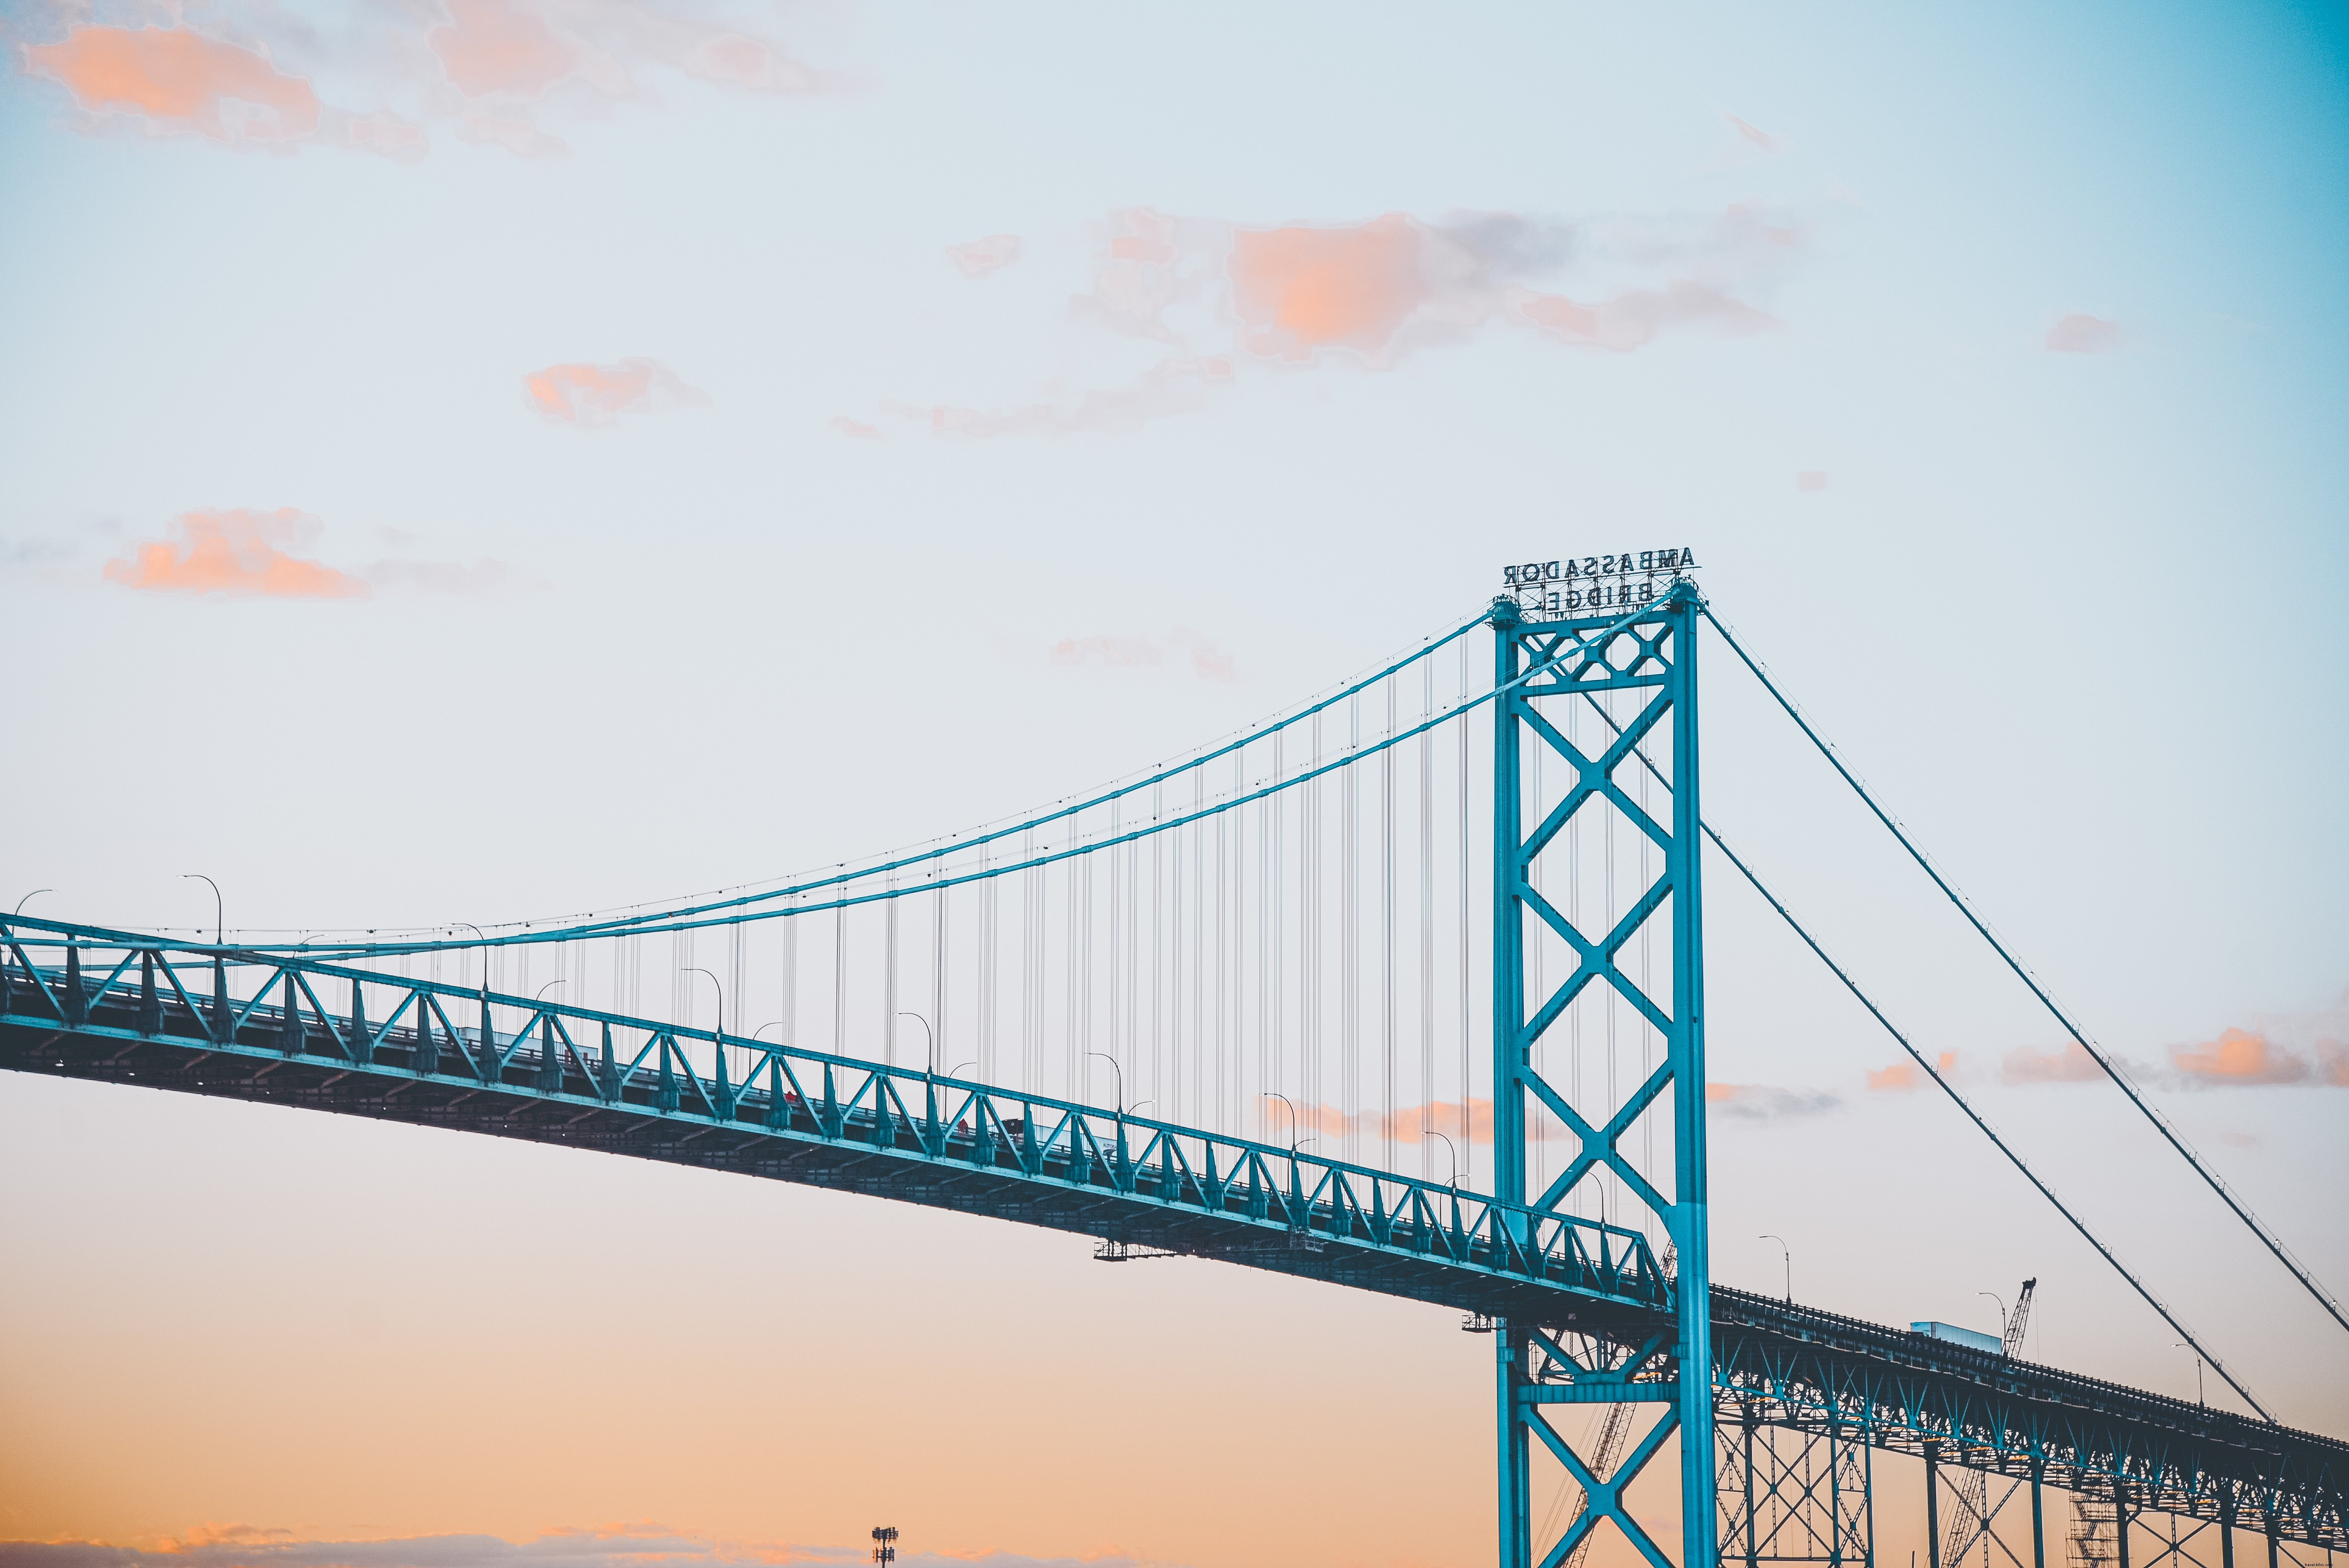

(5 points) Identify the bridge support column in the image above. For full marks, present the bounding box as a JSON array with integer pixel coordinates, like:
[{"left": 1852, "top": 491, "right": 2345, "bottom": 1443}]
[
  {"left": 1488, "top": 583, "right": 1709, "bottom": 1568},
  {"left": 2031, "top": 1457, "right": 2046, "bottom": 1568},
  {"left": 1924, "top": 1440, "right": 1942, "bottom": 1568}
]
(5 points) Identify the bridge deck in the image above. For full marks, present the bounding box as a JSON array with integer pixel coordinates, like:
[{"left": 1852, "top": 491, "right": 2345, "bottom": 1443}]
[{"left": 1, "top": 943, "right": 2340, "bottom": 1551}]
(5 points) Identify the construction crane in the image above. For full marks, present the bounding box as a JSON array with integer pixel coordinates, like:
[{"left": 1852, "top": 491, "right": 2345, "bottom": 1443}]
[{"left": 1944, "top": 1279, "right": 2038, "bottom": 1568}]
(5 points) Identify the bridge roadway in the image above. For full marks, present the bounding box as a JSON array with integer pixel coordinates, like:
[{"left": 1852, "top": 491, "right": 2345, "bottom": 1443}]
[{"left": 2, "top": 929, "right": 2342, "bottom": 1553}]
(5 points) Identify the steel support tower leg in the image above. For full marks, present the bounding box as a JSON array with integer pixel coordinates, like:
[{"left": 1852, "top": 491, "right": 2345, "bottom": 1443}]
[
  {"left": 2032, "top": 1459, "right": 2047, "bottom": 1568},
  {"left": 1489, "top": 586, "right": 1710, "bottom": 1568},
  {"left": 1925, "top": 1442, "right": 1943, "bottom": 1568}
]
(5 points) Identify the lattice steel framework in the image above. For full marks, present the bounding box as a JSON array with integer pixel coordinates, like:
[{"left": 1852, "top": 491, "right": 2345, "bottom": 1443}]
[
  {"left": 1720, "top": 1401, "right": 1874, "bottom": 1568},
  {"left": 1490, "top": 583, "right": 1711, "bottom": 1568}
]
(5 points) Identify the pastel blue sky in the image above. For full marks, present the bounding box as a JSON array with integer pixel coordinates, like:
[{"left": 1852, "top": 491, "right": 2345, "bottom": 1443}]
[{"left": 1, "top": 3, "right": 2344, "bottom": 1564}]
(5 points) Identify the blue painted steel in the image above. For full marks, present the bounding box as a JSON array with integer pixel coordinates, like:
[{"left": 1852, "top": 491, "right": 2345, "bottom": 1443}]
[
  {"left": 1, "top": 919, "right": 2344, "bottom": 1555},
  {"left": 1488, "top": 583, "right": 1713, "bottom": 1568}
]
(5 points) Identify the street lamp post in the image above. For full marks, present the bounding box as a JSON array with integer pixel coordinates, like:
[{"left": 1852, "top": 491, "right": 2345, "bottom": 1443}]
[{"left": 1761, "top": 1233, "right": 1792, "bottom": 1303}]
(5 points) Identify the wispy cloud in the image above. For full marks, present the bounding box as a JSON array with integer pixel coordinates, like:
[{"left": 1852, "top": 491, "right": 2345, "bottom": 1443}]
[
  {"left": 524, "top": 358, "right": 708, "bottom": 427},
  {"left": 1047, "top": 626, "right": 1239, "bottom": 682},
  {"left": 98, "top": 509, "right": 525, "bottom": 599},
  {"left": 0, "top": 1523, "right": 1180, "bottom": 1568},
  {"left": 829, "top": 415, "right": 884, "bottom": 440},
  {"left": 2046, "top": 314, "right": 2121, "bottom": 353},
  {"left": 2001, "top": 1041, "right": 2105, "bottom": 1084},
  {"left": 947, "top": 234, "right": 1024, "bottom": 278},
  {"left": 866, "top": 200, "right": 1799, "bottom": 438},
  {"left": 1725, "top": 113, "right": 1787, "bottom": 155},
  {"left": 1707, "top": 1083, "right": 1840, "bottom": 1120},
  {"left": 14, "top": 3, "right": 847, "bottom": 160}
]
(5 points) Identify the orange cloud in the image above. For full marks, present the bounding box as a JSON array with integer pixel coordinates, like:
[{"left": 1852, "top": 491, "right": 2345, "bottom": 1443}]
[
  {"left": 2171, "top": 1027, "right": 2309, "bottom": 1086},
  {"left": 2002, "top": 1041, "right": 2104, "bottom": 1084},
  {"left": 1867, "top": 1052, "right": 1956, "bottom": 1092},
  {"left": 22, "top": 25, "right": 321, "bottom": 146},
  {"left": 1229, "top": 214, "right": 1429, "bottom": 362},
  {"left": 102, "top": 509, "right": 367, "bottom": 599},
  {"left": 947, "top": 234, "right": 1025, "bottom": 278},
  {"left": 523, "top": 358, "right": 708, "bottom": 427},
  {"left": 2320, "top": 1040, "right": 2349, "bottom": 1087},
  {"left": 2047, "top": 314, "right": 2121, "bottom": 353},
  {"left": 100, "top": 510, "right": 523, "bottom": 599}
]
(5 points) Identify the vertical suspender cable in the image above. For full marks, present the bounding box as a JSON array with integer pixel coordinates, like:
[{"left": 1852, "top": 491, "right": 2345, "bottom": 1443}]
[
  {"left": 833, "top": 900, "right": 847, "bottom": 1056},
  {"left": 1343, "top": 693, "right": 1360, "bottom": 1162},
  {"left": 1458, "top": 639, "right": 1473, "bottom": 1188},
  {"left": 1273, "top": 732, "right": 1286, "bottom": 1140},
  {"left": 978, "top": 844, "right": 996, "bottom": 1081},
  {"left": 1152, "top": 785, "right": 1164, "bottom": 1121},
  {"left": 1109, "top": 802, "right": 1122, "bottom": 1097},
  {"left": 883, "top": 873, "right": 898, "bottom": 1066},
  {"left": 1383, "top": 676, "right": 1398, "bottom": 1171},
  {"left": 1419, "top": 655, "right": 1436, "bottom": 1180},
  {"left": 931, "top": 860, "right": 947, "bottom": 1071},
  {"left": 780, "top": 905, "right": 798, "bottom": 1051}
]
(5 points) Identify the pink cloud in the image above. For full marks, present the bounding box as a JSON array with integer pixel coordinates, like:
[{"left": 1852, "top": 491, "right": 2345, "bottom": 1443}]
[
  {"left": 1796, "top": 471, "right": 1828, "bottom": 492},
  {"left": 430, "top": 0, "right": 580, "bottom": 99},
  {"left": 16, "top": 4, "right": 845, "bottom": 161},
  {"left": 100, "top": 509, "right": 522, "bottom": 599},
  {"left": 830, "top": 415, "right": 883, "bottom": 440},
  {"left": 947, "top": 234, "right": 1025, "bottom": 278},
  {"left": 22, "top": 25, "right": 321, "bottom": 146},
  {"left": 2046, "top": 314, "right": 2121, "bottom": 353},
  {"left": 1513, "top": 279, "right": 1775, "bottom": 353},
  {"left": 2171, "top": 1027, "right": 2309, "bottom": 1086},
  {"left": 523, "top": 358, "right": 708, "bottom": 426},
  {"left": 1725, "top": 113, "right": 1786, "bottom": 154},
  {"left": 1046, "top": 627, "right": 1239, "bottom": 682},
  {"left": 862, "top": 201, "right": 1800, "bottom": 437}
]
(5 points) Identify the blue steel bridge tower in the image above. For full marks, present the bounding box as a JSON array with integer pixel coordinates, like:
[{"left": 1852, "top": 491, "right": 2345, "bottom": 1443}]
[{"left": 1489, "top": 577, "right": 1711, "bottom": 1568}]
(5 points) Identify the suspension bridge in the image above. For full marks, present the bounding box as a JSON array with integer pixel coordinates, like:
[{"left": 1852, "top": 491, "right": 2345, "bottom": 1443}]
[{"left": 4, "top": 562, "right": 2342, "bottom": 1568}]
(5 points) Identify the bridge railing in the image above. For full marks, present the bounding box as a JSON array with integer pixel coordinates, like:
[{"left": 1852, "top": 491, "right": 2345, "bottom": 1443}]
[{"left": 0, "top": 916, "right": 1670, "bottom": 1312}]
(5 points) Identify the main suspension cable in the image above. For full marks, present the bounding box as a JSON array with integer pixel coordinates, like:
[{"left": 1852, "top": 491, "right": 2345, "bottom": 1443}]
[
  {"left": 1704, "top": 823, "right": 2274, "bottom": 1422},
  {"left": 1567, "top": 681, "right": 2272, "bottom": 1418},
  {"left": 1700, "top": 604, "right": 2349, "bottom": 1341}
]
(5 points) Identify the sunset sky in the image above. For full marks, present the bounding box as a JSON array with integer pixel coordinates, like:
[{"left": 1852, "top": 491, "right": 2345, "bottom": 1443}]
[{"left": 2, "top": 3, "right": 2346, "bottom": 1566}]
